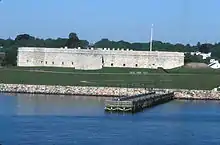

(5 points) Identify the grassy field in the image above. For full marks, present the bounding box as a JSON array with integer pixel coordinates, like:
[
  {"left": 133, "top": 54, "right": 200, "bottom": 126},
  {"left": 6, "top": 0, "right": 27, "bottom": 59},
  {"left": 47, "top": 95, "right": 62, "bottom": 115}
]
[
  {"left": 0, "top": 66, "right": 219, "bottom": 90},
  {"left": 4, "top": 66, "right": 220, "bottom": 74}
]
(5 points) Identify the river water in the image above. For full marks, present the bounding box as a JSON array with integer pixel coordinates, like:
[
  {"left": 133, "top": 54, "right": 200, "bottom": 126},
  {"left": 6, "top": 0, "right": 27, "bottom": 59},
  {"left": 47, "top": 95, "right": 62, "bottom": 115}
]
[{"left": 1, "top": 93, "right": 220, "bottom": 145}]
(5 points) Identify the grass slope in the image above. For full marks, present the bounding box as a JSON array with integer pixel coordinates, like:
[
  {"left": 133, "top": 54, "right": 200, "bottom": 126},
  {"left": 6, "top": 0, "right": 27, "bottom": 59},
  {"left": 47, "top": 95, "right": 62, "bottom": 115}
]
[{"left": 0, "top": 66, "right": 219, "bottom": 90}]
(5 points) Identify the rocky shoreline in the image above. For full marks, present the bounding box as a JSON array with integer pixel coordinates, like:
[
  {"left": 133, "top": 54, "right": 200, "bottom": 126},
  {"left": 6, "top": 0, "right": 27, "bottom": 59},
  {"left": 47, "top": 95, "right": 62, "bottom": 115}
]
[{"left": 0, "top": 83, "right": 219, "bottom": 100}]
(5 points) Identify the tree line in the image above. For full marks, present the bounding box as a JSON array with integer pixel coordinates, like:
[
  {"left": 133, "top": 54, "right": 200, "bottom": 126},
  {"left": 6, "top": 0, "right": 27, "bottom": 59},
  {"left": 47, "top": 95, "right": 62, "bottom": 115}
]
[{"left": 0, "top": 32, "right": 220, "bottom": 66}]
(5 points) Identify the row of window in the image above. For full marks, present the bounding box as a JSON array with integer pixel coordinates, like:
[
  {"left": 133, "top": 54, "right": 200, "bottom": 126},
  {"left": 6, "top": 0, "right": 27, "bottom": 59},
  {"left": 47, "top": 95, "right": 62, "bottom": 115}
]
[
  {"left": 111, "top": 63, "right": 138, "bottom": 67},
  {"left": 27, "top": 60, "right": 74, "bottom": 65},
  {"left": 44, "top": 61, "right": 75, "bottom": 65},
  {"left": 27, "top": 60, "right": 143, "bottom": 67},
  {"left": 110, "top": 64, "right": 155, "bottom": 67}
]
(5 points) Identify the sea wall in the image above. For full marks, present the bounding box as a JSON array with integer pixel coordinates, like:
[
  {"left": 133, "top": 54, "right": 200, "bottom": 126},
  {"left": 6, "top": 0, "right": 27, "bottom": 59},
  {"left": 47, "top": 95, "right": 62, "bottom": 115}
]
[
  {"left": 0, "top": 84, "right": 148, "bottom": 96},
  {"left": 0, "top": 83, "right": 219, "bottom": 100},
  {"left": 173, "top": 89, "right": 220, "bottom": 100}
]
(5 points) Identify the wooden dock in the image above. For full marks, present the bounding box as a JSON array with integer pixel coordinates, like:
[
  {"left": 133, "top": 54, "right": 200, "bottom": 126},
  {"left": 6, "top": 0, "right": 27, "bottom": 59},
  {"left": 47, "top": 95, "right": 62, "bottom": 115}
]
[{"left": 104, "top": 91, "right": 174, "bottom": 113}]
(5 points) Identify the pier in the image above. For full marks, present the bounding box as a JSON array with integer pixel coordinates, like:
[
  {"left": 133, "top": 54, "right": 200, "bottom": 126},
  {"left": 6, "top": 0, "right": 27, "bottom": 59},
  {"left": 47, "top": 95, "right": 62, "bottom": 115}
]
[{"left": 104, "top": 91, "right": 174, "bottom": 113}]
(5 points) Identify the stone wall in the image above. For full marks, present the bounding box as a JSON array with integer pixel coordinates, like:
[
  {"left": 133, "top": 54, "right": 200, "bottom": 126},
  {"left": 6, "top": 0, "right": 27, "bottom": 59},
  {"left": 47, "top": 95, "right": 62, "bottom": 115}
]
[
  {"left": 17, "top": 47, "right": 184, "bottom": 70},
  {"left": 0, "top": 84, "right": 148, "bottom": 96},
  {"left": 75, "top": 54, "right": 103, "bottom": 70},
  {"left": 0, "top": 83, "right": 220, "bottom": 100},
  {"left": 173, "top": 89, "right": 220, "bottom": 100}
]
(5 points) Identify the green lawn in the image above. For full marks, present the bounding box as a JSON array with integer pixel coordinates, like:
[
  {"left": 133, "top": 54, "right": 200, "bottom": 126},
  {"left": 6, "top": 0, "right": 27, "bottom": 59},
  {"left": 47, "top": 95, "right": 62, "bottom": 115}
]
[
  {"left": 3, "top": 66, "right": 166, "bottom": 73},
  {"left": 0, "top": 67, "right": 219, "bottom": 90},
  {"left": 4, "top": 66, "right": 220, "bottom": 74}
]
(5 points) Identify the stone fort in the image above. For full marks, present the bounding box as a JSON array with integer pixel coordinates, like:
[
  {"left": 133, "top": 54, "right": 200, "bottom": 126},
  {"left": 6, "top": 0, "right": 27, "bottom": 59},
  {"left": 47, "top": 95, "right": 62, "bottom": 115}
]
[{"left": 17, "top": 47, "right": 184, "bottom": 70}]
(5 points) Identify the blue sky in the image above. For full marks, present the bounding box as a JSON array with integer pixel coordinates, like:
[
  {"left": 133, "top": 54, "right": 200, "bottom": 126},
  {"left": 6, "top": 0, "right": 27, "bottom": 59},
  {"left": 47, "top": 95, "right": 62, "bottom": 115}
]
[{"left": 0, "top": 0, "right": 220, "bottom": 44}]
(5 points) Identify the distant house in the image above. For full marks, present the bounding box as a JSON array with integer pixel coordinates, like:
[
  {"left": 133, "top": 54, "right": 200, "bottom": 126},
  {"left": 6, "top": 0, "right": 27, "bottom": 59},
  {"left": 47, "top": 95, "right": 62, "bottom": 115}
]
[
  {"left": 208, "top": 59, "right": 220, "bottom": 69},
  {"left": 190, "top": 51, "right": 212, "bottom": 60}
]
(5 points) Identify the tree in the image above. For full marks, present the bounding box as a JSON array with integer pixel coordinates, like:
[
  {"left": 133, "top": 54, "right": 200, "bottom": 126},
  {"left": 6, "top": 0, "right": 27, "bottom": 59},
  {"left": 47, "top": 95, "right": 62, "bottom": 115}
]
[
  {"left": 184, "top": 53, "right": 205, "bottom": 64},
  {"left": 199, "top": 44, "right": 211, "bottom": 53},
  {"left": 211, "top": 44, "right": 220, "bottom": 59},
  {"left": 2, "top": 47, "right": 17, "bottom": 66},
  {"left": 79, "top": 40, "right": 89, "bottom": 49},
  {"left": 94, "top": 39, "right": 112, "bottom": 48},
  {"left": 15, "top": 34, "right": 37, "bottom": 47},
  {"left": 15, "top": 34, "right": 35, "bottom": 41},
  {"left": 196, "top": 42, "right": 201, "bottom": 48},
  {"left": 66, "top": 32, "right": 80, "bottom": 48}
]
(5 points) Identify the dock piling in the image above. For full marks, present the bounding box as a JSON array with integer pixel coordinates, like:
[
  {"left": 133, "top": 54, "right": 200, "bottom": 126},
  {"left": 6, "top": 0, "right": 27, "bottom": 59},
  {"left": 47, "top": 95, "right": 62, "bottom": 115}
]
[{"left": 104, "top": 91, "right": 174, "bottom": 113}]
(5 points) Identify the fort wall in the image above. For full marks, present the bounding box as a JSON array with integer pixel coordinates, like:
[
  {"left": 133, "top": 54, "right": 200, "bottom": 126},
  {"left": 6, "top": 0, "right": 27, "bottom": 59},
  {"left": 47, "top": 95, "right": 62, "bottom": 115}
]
[{"left": 17, "top": 47, "right": 184, "bottom": 70}]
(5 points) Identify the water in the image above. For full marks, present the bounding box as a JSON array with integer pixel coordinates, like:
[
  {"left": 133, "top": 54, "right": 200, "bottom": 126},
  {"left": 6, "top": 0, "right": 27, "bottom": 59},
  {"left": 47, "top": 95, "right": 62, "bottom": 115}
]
[{"left": 1, "top": 93, "right": 220, "bottom": 145}]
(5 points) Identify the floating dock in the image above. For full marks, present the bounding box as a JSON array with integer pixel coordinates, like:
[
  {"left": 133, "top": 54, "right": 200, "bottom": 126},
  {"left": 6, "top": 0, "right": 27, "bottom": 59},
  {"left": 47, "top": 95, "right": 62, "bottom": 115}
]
[{"left": 104, "top": 91, "right": 174, "bottom": 113}]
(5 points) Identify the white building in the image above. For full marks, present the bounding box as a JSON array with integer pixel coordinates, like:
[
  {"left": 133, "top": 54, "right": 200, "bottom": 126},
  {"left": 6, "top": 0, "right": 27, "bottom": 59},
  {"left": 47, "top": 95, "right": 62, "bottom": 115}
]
[
  {"left": 17, "top": 47, "right": 185, "bottom": 70},
  {"left": 208, "top": 59, "right": 220, "bottom": 69},
  {"left": 190, "top": 51, "right": 212, "bottom": 60}
]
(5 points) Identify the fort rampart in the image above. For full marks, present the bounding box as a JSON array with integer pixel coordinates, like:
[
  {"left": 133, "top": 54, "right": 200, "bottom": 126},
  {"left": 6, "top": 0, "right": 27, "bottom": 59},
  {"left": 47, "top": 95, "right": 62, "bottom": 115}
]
[{"left": 17, "top": 47, "right": 184, "bottom": 70}]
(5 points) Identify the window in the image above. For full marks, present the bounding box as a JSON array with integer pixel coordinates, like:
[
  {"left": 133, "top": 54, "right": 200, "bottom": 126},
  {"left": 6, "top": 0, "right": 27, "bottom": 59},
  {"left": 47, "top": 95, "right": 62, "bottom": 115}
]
[
  {"left": 72, "top": 62, "right": 74, "bottom": 65},
  {"left": 62, "top": 62, "right": 64, "bottom": 65},
  {"left": 123, "top": 64, "right": 126, "bottom": 67},
  {"left": 26, "top": 60, "right": 29, "bottom": 63},
  {"left": 52, "top": 61, "right": 54, "bottom": 65},
  {"left": 45, "top": 61, "right": 47, "bottom": 64},
  {"left": 135, "top": 64, "right": 138, "bottom": 67},
  {"left": 41, "top": 61, "right": 43, "bottom": 64},
  {"left": 102, "top": 56, "right": 104, "bottom": 64},
  {"left": 111, "top": 63, "right": 113, "bottom": 66}
]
